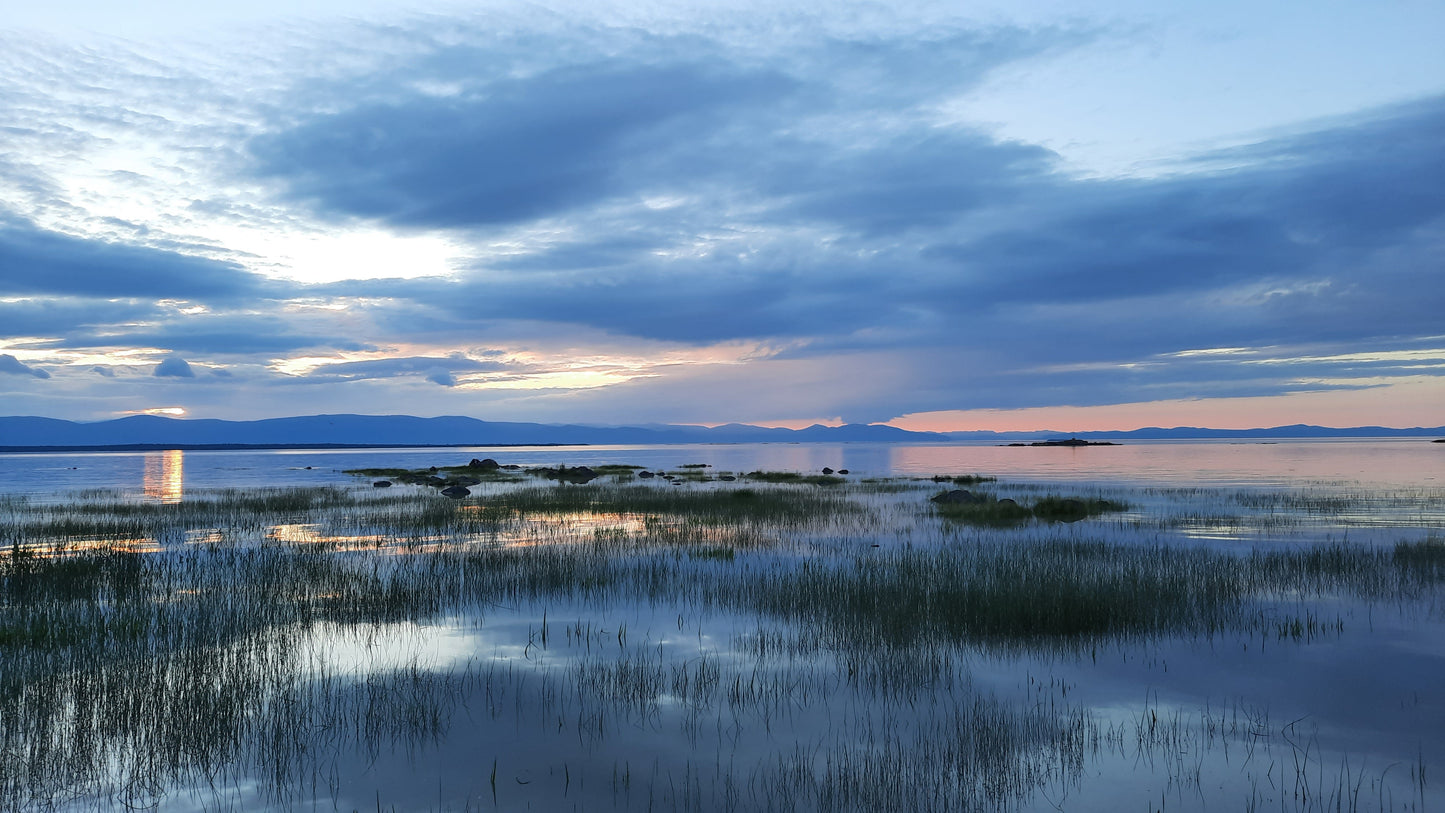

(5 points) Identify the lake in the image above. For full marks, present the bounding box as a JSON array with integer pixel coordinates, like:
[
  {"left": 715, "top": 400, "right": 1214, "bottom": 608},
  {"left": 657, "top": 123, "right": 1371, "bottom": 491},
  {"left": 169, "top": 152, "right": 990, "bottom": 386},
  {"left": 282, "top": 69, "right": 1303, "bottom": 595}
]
[
  {"left": 4, "top": 437, "right": 1442, "bottom": 498},
  {"left": 2, "top": 438, "right": 1443, "bottom": 811}
]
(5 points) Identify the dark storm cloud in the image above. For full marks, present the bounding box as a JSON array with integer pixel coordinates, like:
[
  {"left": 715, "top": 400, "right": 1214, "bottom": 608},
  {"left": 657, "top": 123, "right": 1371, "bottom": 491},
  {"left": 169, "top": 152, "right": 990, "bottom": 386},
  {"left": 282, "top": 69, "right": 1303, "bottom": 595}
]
[{"left": 0, "top": 218, "right": 277, "bottom": 301}]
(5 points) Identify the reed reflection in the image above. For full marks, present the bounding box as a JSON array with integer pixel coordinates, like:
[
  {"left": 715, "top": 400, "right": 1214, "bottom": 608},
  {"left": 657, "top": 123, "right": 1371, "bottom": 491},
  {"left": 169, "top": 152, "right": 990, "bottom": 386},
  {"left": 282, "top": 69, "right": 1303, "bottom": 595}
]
[{"left": 143, "top": 449, "right": 184, "bottom": 503}]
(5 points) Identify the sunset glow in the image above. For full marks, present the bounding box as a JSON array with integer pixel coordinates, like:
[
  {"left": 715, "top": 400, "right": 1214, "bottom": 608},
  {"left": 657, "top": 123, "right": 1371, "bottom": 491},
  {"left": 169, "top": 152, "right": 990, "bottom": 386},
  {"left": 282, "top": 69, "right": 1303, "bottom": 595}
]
[{"left": 1, "top": 1, "right": 1440, "bottom": 431}]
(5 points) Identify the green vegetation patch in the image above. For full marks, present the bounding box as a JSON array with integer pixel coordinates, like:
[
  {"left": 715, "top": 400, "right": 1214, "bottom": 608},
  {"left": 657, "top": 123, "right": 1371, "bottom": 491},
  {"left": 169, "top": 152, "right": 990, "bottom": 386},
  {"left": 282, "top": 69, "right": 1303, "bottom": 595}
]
[
  {"left": 745, "top": 471, "right": 846, "bottom": 486},
  {"left": 733, "top": 537, "right": 1443, "bottom": 650},
  {"left": 1031, "top": 496, "right": 1130, "bottom": 522},
  {"left": 345, "top": 465, "right": 524, "bottom": 486},
  {"left": 933, "top": 491, "right": 1128, "bottom": 526},
  {"left": 930, "top": 474, "right": 997, "bottom": 485},
  {"left": 932, "top": 497, "right": 1033, "bottom": 526},
  {"left": 663, "top": 468, "right": 715, "bottom": 482}
]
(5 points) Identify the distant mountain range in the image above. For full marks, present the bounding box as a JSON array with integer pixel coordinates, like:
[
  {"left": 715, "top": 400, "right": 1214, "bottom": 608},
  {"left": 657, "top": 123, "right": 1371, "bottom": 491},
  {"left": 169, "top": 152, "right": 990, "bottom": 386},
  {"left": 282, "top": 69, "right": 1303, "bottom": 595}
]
[{"left": 1, "top": 414, "right": 1443, "bottom": 451}]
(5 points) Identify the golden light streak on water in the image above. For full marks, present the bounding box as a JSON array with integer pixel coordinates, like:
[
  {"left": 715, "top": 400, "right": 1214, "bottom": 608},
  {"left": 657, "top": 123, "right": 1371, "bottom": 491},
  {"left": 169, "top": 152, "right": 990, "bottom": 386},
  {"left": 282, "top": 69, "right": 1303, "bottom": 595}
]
[
  {"left": 142, "top": 449, "right": 184, "bottom": 504},
  {"left": 17, "top": 537, "right": 163, "bottom": 558}
]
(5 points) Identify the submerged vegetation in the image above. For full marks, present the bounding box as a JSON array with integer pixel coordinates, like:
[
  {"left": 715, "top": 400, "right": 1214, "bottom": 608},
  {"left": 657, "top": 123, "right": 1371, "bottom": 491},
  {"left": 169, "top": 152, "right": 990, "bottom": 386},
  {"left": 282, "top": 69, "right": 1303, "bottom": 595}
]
[{"left": 2, "top": 464, "right": 1443, "bottom": 811}]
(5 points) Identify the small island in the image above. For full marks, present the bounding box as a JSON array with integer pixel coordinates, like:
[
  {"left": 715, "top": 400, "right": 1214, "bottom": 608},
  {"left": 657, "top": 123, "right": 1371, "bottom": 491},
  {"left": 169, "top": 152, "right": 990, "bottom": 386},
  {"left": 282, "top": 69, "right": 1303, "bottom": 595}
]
[{"left": 1006, "top": 437, "right": 1120, "bottom": 447}]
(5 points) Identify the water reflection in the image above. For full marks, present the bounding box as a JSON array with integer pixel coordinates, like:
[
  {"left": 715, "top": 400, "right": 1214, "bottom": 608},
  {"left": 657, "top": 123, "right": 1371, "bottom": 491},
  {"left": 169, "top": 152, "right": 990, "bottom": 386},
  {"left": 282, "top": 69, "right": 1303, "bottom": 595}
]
[{"left": 142, "top": 449, "right": 184, "bottom": 503}]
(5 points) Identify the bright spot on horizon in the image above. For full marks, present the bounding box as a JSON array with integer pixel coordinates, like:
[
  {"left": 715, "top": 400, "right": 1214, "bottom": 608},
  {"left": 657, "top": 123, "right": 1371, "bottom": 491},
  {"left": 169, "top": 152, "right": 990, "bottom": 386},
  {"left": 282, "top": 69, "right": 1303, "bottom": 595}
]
[{"left": 127, "top": 407, "right": 188, "bottom": 417}]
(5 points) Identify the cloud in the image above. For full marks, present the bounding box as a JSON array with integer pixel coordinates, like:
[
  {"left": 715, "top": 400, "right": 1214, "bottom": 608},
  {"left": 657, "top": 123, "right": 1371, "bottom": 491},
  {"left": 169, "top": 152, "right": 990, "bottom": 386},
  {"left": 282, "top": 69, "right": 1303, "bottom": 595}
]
[
  {"left": 154, "top": 355, "right": 195, "bottom": 377},
  {"left": 244, "top": 24, "right": 1078, "bottom": 234},
  {"left": 294, "top": 355, "right": 512, "bottom": 384},
  {"left": 0, "top": 218, "right": 276, "bottom": 302},
  {"left": 0, "top": 353, "right": 49, "bottom": 379},
  {"left": 58, "top": 322, "right": 374, "bottom": 355},
  {"left": 0, "top": 297, "right": 162, "bottom": 339},
  {"left": 5, "top": 14, "right": 1444, "bottom": 425},
  {"left": 249, "top": 59, "right": 797, "bottom": 228}
]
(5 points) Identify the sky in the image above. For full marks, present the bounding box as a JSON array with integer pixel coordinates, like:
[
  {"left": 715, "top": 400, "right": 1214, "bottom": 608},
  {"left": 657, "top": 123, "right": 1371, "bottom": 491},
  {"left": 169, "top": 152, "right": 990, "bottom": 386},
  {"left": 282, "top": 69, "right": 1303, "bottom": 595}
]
[{"left": 1, "top": 0, "right": 1443, "bottom": 431}]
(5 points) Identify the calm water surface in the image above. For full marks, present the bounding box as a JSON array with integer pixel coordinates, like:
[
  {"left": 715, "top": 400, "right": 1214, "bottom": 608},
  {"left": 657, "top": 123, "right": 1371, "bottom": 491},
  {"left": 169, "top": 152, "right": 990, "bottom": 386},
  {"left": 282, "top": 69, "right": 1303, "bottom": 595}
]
[
  {"left": 3, "top": 438, "right": 1441, "bottom": 500},
  {"left": 4, "top": 438, "right": 1443, "bottom": 811}
]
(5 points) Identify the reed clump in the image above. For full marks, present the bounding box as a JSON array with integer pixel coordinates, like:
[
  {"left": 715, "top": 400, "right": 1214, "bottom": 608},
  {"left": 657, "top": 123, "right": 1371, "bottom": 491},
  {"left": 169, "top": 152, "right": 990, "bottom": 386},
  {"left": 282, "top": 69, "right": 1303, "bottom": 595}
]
[{"left": 932, "top": 492, "right": 1128, "bottom": 526}]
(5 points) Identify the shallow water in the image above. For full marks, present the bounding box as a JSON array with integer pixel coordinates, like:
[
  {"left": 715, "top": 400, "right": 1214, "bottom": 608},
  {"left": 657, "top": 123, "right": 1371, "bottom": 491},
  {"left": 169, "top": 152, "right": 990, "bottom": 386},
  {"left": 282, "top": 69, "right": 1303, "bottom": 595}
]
[
  {"left": 2, "top": 437, "right": 1441, "bottom": 501},
  {"left": 3, "top": 441, "right": 1443, "bottom": 811}
]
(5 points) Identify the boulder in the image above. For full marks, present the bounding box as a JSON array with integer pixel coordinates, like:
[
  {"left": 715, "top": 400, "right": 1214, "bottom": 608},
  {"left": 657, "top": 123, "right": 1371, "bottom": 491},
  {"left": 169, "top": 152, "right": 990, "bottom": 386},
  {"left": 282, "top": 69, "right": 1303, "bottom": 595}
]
[
  {"left": 821, "top": 467, "right": 834, "bottom": 475},
  {"left": 440, "top": 485, "right": 471, "bottom": 498},
  {"left": 469, "top": 458, "right": 501, "bottom": 470},
  {"left": 373, "top": 480, "right": 392, "bottom": 488},
  {"left": 638, "top": 470, "right": 655, "bottom": 478},
  {"left": 838, "top": 469, "right": 849, "bottom": 475},
  {"left": 719, "top": 475, "right": 737, "bottom": 481}
]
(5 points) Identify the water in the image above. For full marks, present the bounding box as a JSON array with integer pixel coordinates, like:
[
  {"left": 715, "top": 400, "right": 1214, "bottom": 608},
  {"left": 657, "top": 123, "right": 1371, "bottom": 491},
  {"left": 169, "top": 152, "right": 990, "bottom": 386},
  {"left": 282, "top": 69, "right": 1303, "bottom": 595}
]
[
  {"left": 3, "top": 438, "right": 1443, "bottom": 811},
  {"left": 3, "top": 437, "right": 1441, "bottom": 501}
]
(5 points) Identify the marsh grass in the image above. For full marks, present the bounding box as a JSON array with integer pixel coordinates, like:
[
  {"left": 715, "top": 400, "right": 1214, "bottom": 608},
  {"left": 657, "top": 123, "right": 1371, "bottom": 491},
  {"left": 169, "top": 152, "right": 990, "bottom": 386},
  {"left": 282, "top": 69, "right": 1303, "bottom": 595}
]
[
  {"left": 932, "top": 492, "right": 1129, "bottom": 527},
  {"left": 930, "top": 474, "right": 998, "bottom": 485},
  {"left": 1, "top": 471, "right": 1442, "bottom": 810},
  {"left": 744, "top": 470, "right": 847, "bottom": 486}
]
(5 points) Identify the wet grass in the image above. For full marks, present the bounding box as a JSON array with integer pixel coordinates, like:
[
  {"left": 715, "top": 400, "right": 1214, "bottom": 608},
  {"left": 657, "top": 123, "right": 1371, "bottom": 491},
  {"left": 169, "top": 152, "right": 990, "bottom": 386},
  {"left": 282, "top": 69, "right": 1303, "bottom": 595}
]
[
  {"left": 932, "top": 491, "right": 1129, "bottom": 526},
  {"left": 744, "top": 470, "right": 847, "bottom": 486},
  {"left": 1, "top": 471, "right": 1442, "bottom": 810},
  {"left": 930, "top": 473, "right": 998, "bottom": 485}
]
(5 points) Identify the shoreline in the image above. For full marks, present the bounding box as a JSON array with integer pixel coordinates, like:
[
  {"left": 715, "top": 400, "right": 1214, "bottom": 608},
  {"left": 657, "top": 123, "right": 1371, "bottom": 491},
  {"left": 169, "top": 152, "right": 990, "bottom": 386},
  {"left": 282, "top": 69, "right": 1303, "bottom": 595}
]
[{"left": 0, "top": 442, "right": 587, "bottom": 454}]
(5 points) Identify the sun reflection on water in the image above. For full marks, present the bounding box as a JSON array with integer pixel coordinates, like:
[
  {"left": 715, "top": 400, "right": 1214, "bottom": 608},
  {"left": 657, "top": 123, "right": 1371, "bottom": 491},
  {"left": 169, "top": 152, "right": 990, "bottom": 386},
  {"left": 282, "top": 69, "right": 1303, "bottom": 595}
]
[{"left": 142, "top": 449, "right": 184, "bottom": 504}]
